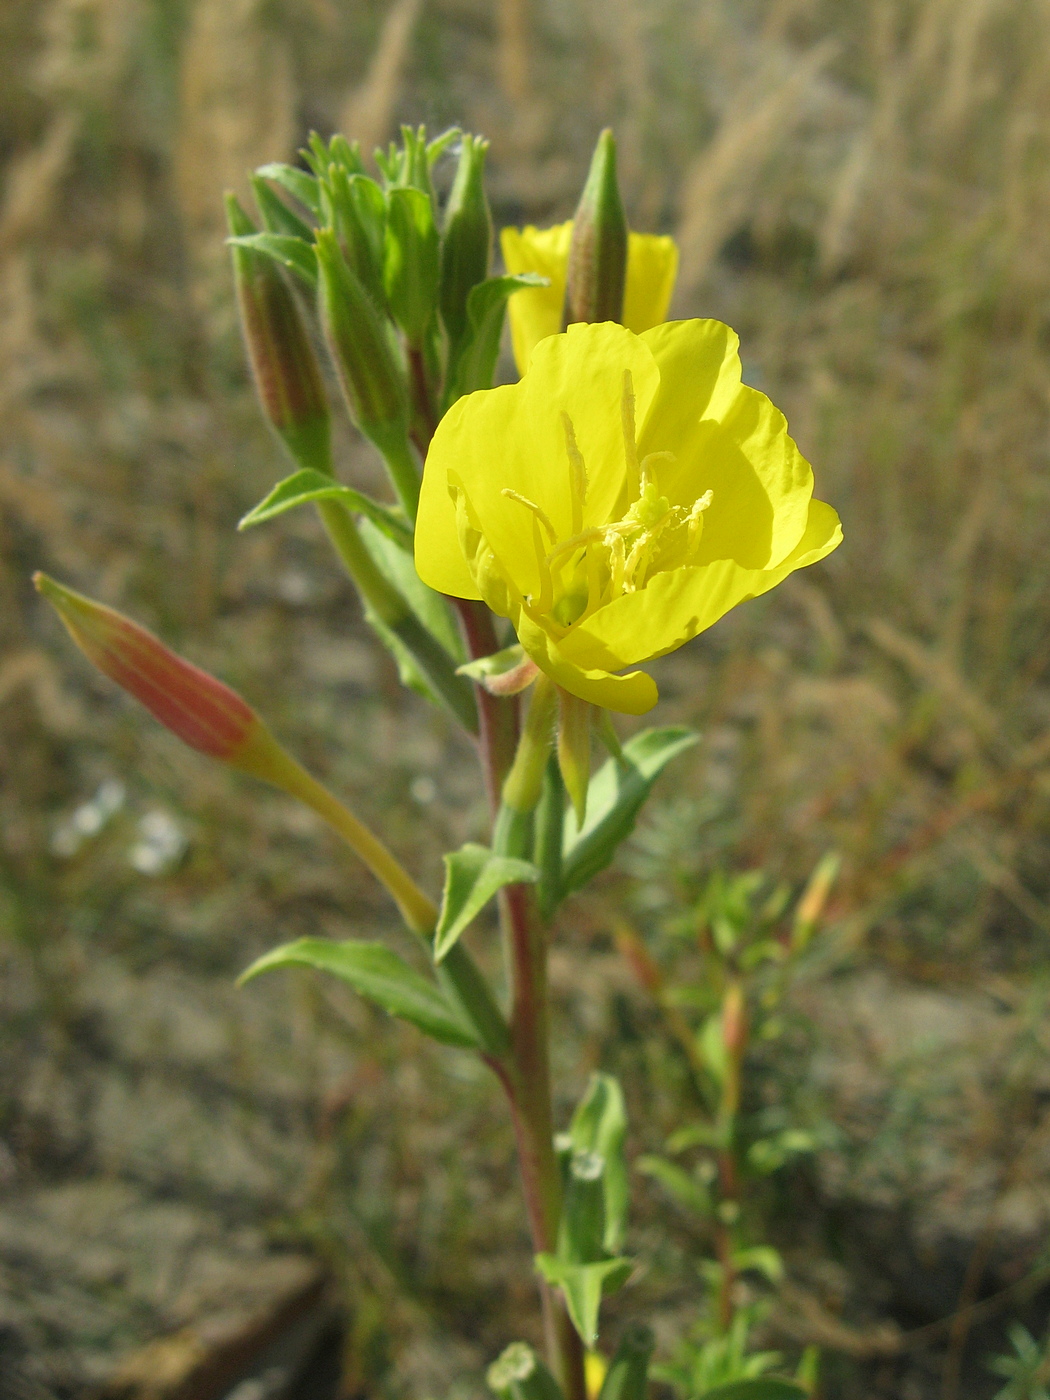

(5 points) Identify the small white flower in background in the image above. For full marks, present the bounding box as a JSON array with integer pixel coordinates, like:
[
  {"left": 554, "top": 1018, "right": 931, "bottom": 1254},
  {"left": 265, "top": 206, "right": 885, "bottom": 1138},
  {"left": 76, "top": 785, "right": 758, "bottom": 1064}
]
[
  {"left": 410, "top": 774, "right": 437, "bottom": 805},
  {"left": 50, "top": 780, "right": 126, "bottom": 858},
  {"left": 128, "top": 809, "right": 188, "bottom": 876}
]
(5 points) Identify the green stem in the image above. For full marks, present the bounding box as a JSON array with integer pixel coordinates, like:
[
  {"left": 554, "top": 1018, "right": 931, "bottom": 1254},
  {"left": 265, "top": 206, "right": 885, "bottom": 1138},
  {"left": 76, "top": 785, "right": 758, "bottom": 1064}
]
[
  {"left": 317, "top": 500, "right": 477, "bottom": 732},
  {"left": 490, "top": 679, "right": 587, "bottom": 1400},
  {"left": 373, "top": 425, "right": 422, "bottom": 520}
]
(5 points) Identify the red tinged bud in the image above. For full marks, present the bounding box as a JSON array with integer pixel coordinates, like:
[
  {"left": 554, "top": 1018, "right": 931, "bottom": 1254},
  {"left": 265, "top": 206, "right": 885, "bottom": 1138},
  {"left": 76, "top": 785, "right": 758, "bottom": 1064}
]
[
  {"left": 34, "top": 573, "right": 259, "bottom": 763},
  {"left": 225, "top": 192, "right": 332, "bottom": 477}
]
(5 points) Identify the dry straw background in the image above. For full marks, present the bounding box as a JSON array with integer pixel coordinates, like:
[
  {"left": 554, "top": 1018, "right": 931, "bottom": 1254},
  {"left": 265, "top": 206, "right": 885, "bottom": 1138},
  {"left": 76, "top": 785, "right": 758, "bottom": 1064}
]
[{"left": 4, "top": 1, "right": 1050, "bottom": 1398}]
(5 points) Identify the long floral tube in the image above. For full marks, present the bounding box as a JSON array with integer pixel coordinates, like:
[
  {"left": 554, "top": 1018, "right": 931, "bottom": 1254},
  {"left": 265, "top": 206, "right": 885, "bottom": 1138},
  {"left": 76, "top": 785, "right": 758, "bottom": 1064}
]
[{"left": 34, "top": 573, "right": 437, "bottom": 935}]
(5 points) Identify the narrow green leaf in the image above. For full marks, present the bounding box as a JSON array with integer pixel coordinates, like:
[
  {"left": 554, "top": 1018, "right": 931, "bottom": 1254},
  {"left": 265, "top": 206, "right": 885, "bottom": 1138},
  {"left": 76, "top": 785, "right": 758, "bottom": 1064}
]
[
  {"left": 238, "top": 938, "right": 478, "bottom": 1048},
  {"left": 561, "top": 727, "right": 699, "bottom": 897},
  {"left": 699, "top": 1383, "right": 807, "bottom": 1400},
  {"left": 597, "top": 1324, "right": 655, "bottom": 1400},
  {"left": 445, "top": 273, "right": 548, "bottom": 406},
  {"left": 238, "top": 468, "right": 413, "bottom": 547},
  {"left": 534, "top": 1254, "right": 632, "bottom": 1346},
  {"left": 636, "top": 1154, "right": 713, "bottom": 1217},
  {"left": 358, "top": 517, "right": 464, "bottom": 661},
  {"left": 435, "top": 843, "right": 539, "bottom": 961},
  {"left": 567, "top": 1073, "right": 629, "bottom": 1253},
  {"left": 256, "top": 162, "right": 322, "bottom": 217},
  {"left": 250, "top": 174, "right": 315, "bottom": 241},
  {"left": 227, "top": 233, "right": 317, "bottom": 287}
]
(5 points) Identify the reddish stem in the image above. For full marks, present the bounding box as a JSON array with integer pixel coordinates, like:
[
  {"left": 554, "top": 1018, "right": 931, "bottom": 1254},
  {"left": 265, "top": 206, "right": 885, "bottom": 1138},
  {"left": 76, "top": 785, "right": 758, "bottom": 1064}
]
[{"left": 453, "top": 597, "right": 520, "bottom": 811}]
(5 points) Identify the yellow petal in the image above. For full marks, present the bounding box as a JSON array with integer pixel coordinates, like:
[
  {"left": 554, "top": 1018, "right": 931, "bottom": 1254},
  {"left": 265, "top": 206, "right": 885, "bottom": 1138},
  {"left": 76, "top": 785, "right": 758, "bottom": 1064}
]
[
  {"left": 638, "top": 319, "right": 815, "bottom": 569},
  {"left": 560, "top": 498, "right": 843, "bottom": 673},
  {"left": 516, "top": 609, "right": 658, "bottom": 715},
  {"left": 417, "top": 324, "right": 660, "bottom": 603},
  {"left": 501, "top": 222, "right": 573, "bottom": 375},
  {"left": 623, "top": 233, "right": 679, "bottom": 333}
]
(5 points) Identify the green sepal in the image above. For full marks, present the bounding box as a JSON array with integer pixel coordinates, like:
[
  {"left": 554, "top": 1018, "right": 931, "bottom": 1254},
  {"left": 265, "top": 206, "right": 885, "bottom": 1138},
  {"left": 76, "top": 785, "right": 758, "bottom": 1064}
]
[
  {"left": 444, "top": 273, "right": 548, "bottom": 408},
  {"left": 565, "top": 1073, "right": 629, "bottom": 1254},
  {"left": 238, "top": 468, "right": 413, "bottom": 549},
  {"left": 255, "top": 162, "right": 322, "bottom": 218},
  {"left": 699, "top": 1383, "right": 807, "bottom": 1400},
  {"left": 250, "top": 173, "right": 315, "bottom": 242},
  {"left": 534, "top": 1255, "right": 632, "bottom": 1347},
  {"left": 384, "top": 185, "right": 440, "bottom": 347},
  {"left": 561, "top": 727, "right": 699, "bottom": 898},
  {"left": 597, "top": 1325, "right": 655, "bottom": 1400},
  {"left": 238, "top": 938, "right": 478, "bottom": 1048},
  {"left": 435, "top": 842, "right": 539, "bottom": 962},
  {"left": 323, "top": 169, "right": 387, "bottom": 305}
]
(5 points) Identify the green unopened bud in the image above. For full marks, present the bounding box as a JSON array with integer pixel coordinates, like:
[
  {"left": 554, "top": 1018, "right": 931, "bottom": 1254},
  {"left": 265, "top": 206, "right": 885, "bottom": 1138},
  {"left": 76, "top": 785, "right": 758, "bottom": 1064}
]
[
  {"left": 384, "top": 185, "right": 440, "bottom": 348},
  {"left": 596, "top": 1325, "right": 654, "bottom": 1400},
  {"left": 249, "top": 174, "right": 314, "bottom": 242},
  {"left": 225, "top": 192, "right": 331, "bottom": 476},
  {"left": 322, "top": 167, "right": 387, "bottom": 305},
  {"left": 487, "top": 1343, "right": 564, "bottom": 1400},
  {"left": 440, "top": 135, "right": 492, "bottom": 345},
  {"left": 557, "top": 688, "right": 592, "bottom": 828},
  {"left": 564, "top": 129, "right": 628, "bottom": 326}
]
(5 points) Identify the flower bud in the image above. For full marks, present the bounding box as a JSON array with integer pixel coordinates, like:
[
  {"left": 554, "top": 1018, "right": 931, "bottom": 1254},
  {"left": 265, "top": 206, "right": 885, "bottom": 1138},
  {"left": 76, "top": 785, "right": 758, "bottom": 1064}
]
[
  {"left": 439, "top": 134, "right": 493, "bottom": 346},
  {"left": 384, "top": 185, "right": 440, "bottom": 348},
  {"left": 315, "top": 227, "right": 408, "bottom": 443},
  {"left": 225, "top": 193, "right": 332, "bottom": 476},
  {"left": 34, "top": 573, "right": 262, "bottom": 765},
  {"left": 564, "top": 129, "right": 628, "bottom": 326}
]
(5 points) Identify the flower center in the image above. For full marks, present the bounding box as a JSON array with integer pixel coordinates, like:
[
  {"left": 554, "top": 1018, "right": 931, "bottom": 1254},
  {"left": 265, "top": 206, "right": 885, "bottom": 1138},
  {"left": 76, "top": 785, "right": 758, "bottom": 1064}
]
[{"left": 496, "top": 370, "right": 712, "bottom": 635}]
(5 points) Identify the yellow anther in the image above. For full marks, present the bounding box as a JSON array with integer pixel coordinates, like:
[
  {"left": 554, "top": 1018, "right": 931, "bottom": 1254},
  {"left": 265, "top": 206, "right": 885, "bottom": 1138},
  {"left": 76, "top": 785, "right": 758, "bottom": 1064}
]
[
  {"left": 502, "top": 488, "right": 557, "bottom": 544},
  {"left": 561, "top": 412, "right": 588, "bottom": 536},
  {"left": 621, "top": 370, "right": 641, "bottom": 502}
]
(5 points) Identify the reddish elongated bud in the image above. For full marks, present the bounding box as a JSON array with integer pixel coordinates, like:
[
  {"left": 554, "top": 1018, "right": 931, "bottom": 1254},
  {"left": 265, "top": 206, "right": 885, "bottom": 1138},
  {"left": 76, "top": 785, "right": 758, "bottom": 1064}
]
[
  {"left": 34, "top": 573, "right": 439, "bottom": 934},
  {"left": 225, "top": 192, "right": 332, "bottom": 476},
  {"left": 564, "top": 129, "right": 628, "bottom": 326},
  {"left": 35, "top": 573, "right": 260, "bottom": 761}
]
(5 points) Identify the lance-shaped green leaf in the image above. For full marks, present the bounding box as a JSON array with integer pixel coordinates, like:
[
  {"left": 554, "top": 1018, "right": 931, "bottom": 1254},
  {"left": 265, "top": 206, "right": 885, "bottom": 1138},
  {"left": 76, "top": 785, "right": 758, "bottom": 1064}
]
[
  {"left": 534, "top": 1255, "right": 632, "bottom": 1347},
  {"left": 251, "top": 173, "right": 315, "bottom": 242},
  {"left": 444, "top": 273, "right": 548, "bottom": 407},
  {"left": 561, "top": 727, "right": 699, "bottom": 897},
  {"left": 636, "top": 1155, "right": 713, "bottom": 1217},
  {"left": 566, "top": 1073, "right": 629, "bottom": 1253},
  {"left": 256, "top": 162, "right": 322, "bottom": 218},
  {"left": 238, "top": 938, "right": 479, "bottom": 1048},
  {"left": 435, "top": 843, "right": 539, "bottom": 961},
  {"left": 699, "top": 1383, "right": 807, "bottom": 1400},
  {"left": 238, "top": 468, "right": 413, "bottom": 549},
  {"left": 597, "top": 1325, "right": 655, "bottom": 1400},
  {"left": 228, "top": 232, "right": 317, "bottom": 287}
]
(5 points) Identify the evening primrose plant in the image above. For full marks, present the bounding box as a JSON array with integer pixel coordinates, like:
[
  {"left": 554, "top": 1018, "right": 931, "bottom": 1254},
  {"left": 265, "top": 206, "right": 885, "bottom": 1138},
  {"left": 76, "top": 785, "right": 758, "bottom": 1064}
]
[{"left": 34, "top": 127, "right": 838, "bottom": 1400}]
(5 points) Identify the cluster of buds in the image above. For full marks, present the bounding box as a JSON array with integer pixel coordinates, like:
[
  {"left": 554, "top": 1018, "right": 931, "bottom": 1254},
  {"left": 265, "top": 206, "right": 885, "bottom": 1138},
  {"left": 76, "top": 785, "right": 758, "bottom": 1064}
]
[{"left": 226, "top": 124, "right": 502, "bottom": 505}]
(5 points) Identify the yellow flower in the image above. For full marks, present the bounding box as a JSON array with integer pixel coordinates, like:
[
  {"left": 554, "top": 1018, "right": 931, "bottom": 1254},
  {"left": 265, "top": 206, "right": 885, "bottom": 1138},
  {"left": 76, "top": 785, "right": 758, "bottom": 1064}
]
[
  {"left": 415, "top": 320, "right": 842, "bottom": 715},
  {"left": 500, "top": 221, "right": 678, "bottom": 375}
]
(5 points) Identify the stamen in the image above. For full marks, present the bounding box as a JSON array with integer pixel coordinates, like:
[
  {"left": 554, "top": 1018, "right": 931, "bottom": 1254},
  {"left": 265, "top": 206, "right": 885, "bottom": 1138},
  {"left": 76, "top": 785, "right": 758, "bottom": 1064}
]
[
  {"left": 561, "top": 413, "right": 588, "bottom": 536},
  {"left": 621, "top": 370, "right": 641, "bottom": 502},
  {"left": 606, "top": 529, "right": 626, "bottom": 598},
  {"left": 502, "top": 488, "right": 557, "bottom": 544},
  {"left": 686, "top": 490, "right": 713, "bottom": 556},
  {"left": 532, "top": 517, "right": 554, "bottom": 615},
  {"left": 585, "top": 543, "right": 603, "bottom": 615},
  {"left": 547, "top": 527, "right": 604, "bottom": 571},
  {"left": 639, "top": 450, "right": 675, "bottom": 492}
]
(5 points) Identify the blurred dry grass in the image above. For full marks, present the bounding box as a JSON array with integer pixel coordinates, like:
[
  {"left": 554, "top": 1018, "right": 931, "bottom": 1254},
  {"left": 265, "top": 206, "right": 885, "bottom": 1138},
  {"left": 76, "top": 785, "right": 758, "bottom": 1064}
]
[{"left": 4, "top": 0, "right": 1050, "bottom": 1396}]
